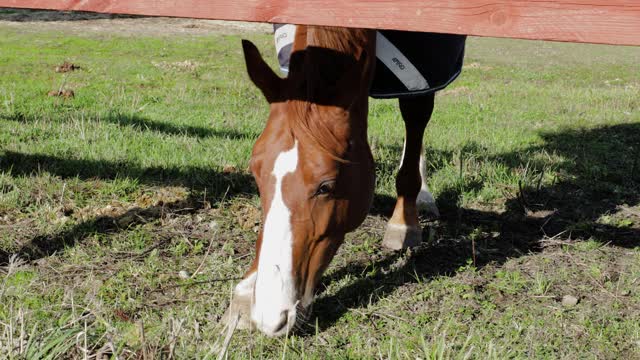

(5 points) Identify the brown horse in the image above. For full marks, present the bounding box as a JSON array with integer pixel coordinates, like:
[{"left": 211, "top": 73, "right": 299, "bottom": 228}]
[{"left": 223, "top": 26, "right": 438, "bottom": 336}]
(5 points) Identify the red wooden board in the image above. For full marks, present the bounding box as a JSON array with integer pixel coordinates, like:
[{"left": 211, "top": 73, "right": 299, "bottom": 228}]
[{"left": 2, "top": 1, "right": 639, "bottom": 45}]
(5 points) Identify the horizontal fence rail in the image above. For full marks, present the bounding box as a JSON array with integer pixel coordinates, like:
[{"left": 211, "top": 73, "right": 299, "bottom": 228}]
[{"left": 1, "top": 1, "right": 639, "bottom": 45}]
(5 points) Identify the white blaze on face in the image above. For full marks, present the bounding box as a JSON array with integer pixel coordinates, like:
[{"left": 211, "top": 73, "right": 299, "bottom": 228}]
[{"left": 252, "top": 140, "right": 299, "bottom": 336}]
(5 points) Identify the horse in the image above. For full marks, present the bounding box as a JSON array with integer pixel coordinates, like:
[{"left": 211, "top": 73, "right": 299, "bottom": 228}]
[{"left": 223, "top": 25, "right": 448, "bottom": 336}]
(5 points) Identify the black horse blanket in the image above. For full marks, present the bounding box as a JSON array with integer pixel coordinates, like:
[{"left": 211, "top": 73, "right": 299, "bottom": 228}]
[{"left": 273, "top": 25, "right": 466, "bottom": 99}]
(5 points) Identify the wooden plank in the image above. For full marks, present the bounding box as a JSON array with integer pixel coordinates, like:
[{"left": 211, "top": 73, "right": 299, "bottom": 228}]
[{"left": 1, "top": 1, "right": 639, "bottom": 45}]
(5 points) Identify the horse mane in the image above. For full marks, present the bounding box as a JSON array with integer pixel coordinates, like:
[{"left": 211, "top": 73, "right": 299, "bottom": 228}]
[
  {"left": 306, "top": 26, "right": 370, "bottom": 57},
  {"left": 286, "top": 26, "right": 374, "bottom": 162}
]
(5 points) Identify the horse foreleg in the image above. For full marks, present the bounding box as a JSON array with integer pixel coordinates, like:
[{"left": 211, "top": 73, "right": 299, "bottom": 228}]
[{"left": 382, "top": 94, "right": 439, "bottom": 250}]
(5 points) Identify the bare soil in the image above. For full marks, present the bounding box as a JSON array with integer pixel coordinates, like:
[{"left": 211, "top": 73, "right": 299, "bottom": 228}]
[{"left": 0, "top": 8, "right": 271, "bottom": 36}]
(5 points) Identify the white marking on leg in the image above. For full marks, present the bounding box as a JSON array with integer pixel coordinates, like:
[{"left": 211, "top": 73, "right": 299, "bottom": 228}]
[
  {"left": 398, "top": 137, "right": 407, "bottom": 169},
  {"left": 386, "top": 223, "right": 415, "bottom": 232},
  {"left": 398, "top": 138, "right": 438, "bottom": 217},
  {"left": 417, "top": 150, "right": 440, "bottom": 217},
  {"left": 252, "top": 141, "right": 299, "bottom": 336}
]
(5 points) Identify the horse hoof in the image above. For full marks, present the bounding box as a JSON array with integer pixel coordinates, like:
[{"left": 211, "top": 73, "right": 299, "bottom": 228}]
[{"left": 382, "top": 223, "right": 422, "bottom": 250}]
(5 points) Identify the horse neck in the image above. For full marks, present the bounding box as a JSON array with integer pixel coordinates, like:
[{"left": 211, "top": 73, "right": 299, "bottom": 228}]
[{"left": 290, "top": 26, "right": 376, "bottom": 140}]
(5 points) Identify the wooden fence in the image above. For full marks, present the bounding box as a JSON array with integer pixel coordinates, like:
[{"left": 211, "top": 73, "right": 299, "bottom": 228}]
[{"left": 1, "top": 1, "right": 639, "bottom": 45}]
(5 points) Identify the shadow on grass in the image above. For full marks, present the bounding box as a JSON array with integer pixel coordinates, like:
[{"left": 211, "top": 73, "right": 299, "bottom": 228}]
[
  {"left": 0, "top": 151, "right": 255, "bottom": 264},
  {"left": 312, "top": 122, "right": 640, "bottom": 332},
  {"left": 0, "top": 107, "right": 258, "bottom": 264},
  {"left": 2, "top": 116, "right": 639, "bottom": 326},
  {"left": 1, "top": 112, "right": 256, "bottom": 140},
  {"left": 0, "top": 151, "right": 254, "bottom": 192},
  {"left": 8, "top": 195, "right": 199, "bottom": 263},
  {"left": 0, "top": 8, "right": 142, "bottom": 22},
  {"left": 103, "top": 113, "right": 256, "bottom": 140}
]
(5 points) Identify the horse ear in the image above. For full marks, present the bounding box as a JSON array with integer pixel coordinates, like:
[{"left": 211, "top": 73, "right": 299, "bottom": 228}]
[{"left": 242, "top": 40, "right": 284, "bottom": 103}]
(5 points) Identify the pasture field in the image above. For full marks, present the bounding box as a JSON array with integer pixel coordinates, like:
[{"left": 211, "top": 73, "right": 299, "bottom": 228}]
[{"left": 1, "top": 11, "right": 639, "bottom": 359}]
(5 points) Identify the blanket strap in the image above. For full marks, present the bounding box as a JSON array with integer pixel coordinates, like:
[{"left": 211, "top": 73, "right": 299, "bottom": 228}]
[{"left": 375, "top": 32, "right": 429, "bottom": 91}]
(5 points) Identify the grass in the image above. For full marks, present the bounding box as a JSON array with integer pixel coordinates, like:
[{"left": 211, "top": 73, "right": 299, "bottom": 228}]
[{"left": 1, "top": 15, "right": 639, "bottom": 359}]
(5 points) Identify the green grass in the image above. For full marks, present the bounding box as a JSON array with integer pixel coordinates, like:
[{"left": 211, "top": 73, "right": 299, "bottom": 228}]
[{"left": 1, "top": 19, "right": 639, "bottom": 359}]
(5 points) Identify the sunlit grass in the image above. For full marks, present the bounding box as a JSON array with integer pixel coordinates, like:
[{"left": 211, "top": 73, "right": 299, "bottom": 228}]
[{"left": 0, "top": 17, "right": 639, "bottom": 358}]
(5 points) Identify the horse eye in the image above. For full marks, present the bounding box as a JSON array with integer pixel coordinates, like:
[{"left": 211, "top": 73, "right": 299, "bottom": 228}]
[{"left": 315, "top": 180, "right": 335, "bottom": 197}]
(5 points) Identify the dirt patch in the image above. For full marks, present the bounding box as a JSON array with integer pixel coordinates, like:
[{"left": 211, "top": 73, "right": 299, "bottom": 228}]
[
  {"left": 152, "top": 60, "right": 200, "bottom": 72},
  {"left": 0, "top": 8, "right": 271, "bottom": 36},
  {"left": 440, "top": 86, "right": 470, "bottom": 97},
  {"left": 463, "top": 62, "right": 493, "bottom": 71},
  {"left": 47, "top": 89, "right": 75, "bottom": 98},
  {"left": 55, "top": 61, "right": 81, "bottom": 73}
]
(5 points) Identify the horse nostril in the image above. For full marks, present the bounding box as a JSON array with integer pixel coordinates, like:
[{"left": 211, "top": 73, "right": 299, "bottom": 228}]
[{"left": 273, "top": 310, "right": 289, "bottom": 333}]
